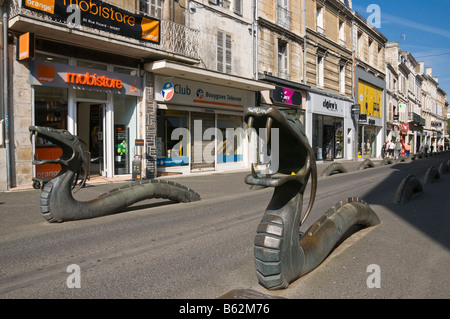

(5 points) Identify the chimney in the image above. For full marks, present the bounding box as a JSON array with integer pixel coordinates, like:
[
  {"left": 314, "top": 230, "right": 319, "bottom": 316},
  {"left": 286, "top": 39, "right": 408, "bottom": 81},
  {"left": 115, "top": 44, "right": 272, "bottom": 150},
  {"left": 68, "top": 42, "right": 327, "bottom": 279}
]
[{"left": 426, "top": 67, "right": 432, "bottom": 76}]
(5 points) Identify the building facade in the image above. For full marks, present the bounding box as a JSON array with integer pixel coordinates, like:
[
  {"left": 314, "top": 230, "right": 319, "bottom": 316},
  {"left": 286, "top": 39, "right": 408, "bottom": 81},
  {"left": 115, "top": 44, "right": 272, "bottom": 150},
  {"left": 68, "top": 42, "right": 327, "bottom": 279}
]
[
  {"left": 0, "top": 0, "right": 274, "bottom": 189},
  {"left": 0, "top": 0, "right": 448, "bottom": 190},
  {"left": 353, "top": 11, "right": 387, "bottom": 159}
]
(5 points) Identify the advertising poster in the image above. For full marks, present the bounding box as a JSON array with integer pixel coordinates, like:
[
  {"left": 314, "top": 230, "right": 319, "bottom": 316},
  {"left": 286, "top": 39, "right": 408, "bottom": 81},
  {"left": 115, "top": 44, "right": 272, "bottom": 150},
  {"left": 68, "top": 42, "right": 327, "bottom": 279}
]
[{"left": 358, "top": 80, "right": 382, "bottom": 118}]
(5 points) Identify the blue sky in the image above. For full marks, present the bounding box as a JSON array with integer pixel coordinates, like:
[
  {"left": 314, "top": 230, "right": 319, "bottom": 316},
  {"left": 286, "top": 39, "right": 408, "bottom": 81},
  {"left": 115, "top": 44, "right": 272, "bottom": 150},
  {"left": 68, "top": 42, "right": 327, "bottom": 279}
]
[{"left": 353, "top": 0, "right": 450, "bottom": 100}]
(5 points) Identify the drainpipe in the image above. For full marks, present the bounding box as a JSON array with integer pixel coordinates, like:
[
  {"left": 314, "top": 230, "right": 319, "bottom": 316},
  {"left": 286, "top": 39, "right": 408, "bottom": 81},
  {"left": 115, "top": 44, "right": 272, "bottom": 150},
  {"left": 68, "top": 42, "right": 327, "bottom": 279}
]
[
  {"left": 303, "top": 0, "right": 306, "bottom": 85},
  {"left": 251, "top": 0, "right": 255, "bottom": 79},
  {"left": 2, "top": 0, "right": 11, "bottom": 190},
  {"left": 254, "top": 0, "right": 258, "bottom": 80},
  {"left": 351, "top": 14, "right": 357, "bottom": 161}
]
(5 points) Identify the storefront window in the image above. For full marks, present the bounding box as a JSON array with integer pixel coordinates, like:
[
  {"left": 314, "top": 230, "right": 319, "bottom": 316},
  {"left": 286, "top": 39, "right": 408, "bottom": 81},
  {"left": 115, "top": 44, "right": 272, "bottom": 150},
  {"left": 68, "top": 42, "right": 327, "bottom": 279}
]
[
  {"left": 113, "top": 94, "right": 138, "bottom": 175},
  {"left": 157, "top": 110, "right": 189, "bottom": 166},
  {"left": 35, "top": 86, "right": 68, "bottom": 130},
  {"left": 33, "top": 86, "right": 68, "bottom": 179},
  {"left": 217, "top": 114, "right": 243, "bottom": 163},
  {"left": 359, "top": 125, "right": 377, "bottom": 158},
  {"left": 313, "top": 114, "right": 344, "bottom": 160}
]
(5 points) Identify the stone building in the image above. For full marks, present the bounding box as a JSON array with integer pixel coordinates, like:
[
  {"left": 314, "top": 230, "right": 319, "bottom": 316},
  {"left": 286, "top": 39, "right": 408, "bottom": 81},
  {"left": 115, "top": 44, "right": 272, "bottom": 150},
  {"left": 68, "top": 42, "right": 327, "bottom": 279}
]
[
  {"left": 353, "top": 11, "right": 387, "bottom": 159},
  {"left": 0, "top": 0, "right": 272, "bottom": 189}
]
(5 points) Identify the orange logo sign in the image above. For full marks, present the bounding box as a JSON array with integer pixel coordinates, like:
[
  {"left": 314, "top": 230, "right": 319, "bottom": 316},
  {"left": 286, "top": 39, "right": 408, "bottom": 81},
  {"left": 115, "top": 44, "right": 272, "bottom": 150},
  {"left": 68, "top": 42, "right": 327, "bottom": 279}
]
[
  {"left": 38, "top": 64, "right": 55, "bottom": 83},
  {"left": 141, "top": 17, "right": 159, "bottom": 43},
  {"left": 24, "top": 0, "right": 55, "bottom": 14}
]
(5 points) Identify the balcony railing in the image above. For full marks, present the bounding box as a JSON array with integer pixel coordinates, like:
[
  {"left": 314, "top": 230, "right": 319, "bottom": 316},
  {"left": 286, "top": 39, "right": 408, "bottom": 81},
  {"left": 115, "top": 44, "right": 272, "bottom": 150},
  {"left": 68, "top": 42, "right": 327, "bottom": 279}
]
[
  {"left": 317, "top": 26, "right": 326, "bottom": 36},
  {"left": 8, "top": 0, "right": 199, "bottom": 60}
]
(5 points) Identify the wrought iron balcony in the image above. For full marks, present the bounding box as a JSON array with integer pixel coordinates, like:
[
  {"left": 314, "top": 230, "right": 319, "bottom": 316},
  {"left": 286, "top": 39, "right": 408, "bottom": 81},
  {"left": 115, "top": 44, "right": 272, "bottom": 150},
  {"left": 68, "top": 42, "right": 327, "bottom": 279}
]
[{"left": 7, "top": 0, "right": 199, "bottom": 60}]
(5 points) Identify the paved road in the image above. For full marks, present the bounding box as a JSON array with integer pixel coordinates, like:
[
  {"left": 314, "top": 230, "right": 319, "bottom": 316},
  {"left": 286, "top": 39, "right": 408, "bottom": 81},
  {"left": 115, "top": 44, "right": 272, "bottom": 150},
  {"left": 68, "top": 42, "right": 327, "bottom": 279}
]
[{"left": 0, "top": 153, "right": 449, "bottom": 299}]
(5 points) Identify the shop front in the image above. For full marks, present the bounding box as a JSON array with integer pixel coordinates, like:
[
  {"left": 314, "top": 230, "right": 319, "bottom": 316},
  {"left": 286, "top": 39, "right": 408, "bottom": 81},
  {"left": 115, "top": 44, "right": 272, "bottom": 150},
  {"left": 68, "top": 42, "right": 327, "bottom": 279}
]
[
  {"left": 356, "top": 79, "right": 384, "bottom": 159},
  {"left": 154, "top": 76, "right": 256, "bottom": 175},
  {"left": 307, "top": 92, "right": 353, "bottom": 161},
  {"left": 30, "top": 57, "right": 142, "bottom": 179}
]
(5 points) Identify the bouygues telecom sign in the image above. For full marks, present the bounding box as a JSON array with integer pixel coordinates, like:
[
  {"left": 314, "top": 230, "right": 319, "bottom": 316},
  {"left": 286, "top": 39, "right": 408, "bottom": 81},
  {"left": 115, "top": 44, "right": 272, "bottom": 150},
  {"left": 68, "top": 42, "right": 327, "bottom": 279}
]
[{"left": 22, "top": 0, "right": 160, "bottom": 44}]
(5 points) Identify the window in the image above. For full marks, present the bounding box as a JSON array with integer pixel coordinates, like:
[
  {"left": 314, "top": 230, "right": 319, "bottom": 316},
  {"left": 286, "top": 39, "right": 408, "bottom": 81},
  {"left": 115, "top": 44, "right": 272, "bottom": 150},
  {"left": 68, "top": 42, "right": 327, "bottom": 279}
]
[
  {"left": 368, "top": 38, "right": 373, "bottom": 64},
  {"left": 234, "top": 0, "right": 242, "bottom": 15},
  {"left": 377, "top": 45, "right": 382, "bottom": 69},
  {"left": 217, "top": 114, "right": 243, "bottom": 163},
  {"left": 278, "top": 41, "right": 289, "bottom": 79},
  {"left": 317, "top": 55, "right": 324, "bottom": 87},
  {"left": 339, "top": 65, "right": 345, "bottom": 94},
  {"left": 217, "top": 31, "right": 232, "bottom": 73},
  {"left": 357, "top": 32, "right": 362, "bottom": 59},
  {"left": 140, "top": 0, "right": 164, "bottom": 19},
  {"left": 156, "top": 110, "right": 189, "bottom": 166},
  {"left": 277, "top": 0, "right": 290, "bottom": 29},
  {"left": 339, "top": 21, "right": 345, "bottom": 46},
  {"left": 316, "top": 6, "right": 324, "bottom": 35},
  {"left": 210, "top": 0, "right": 230, "bottom": 9}
]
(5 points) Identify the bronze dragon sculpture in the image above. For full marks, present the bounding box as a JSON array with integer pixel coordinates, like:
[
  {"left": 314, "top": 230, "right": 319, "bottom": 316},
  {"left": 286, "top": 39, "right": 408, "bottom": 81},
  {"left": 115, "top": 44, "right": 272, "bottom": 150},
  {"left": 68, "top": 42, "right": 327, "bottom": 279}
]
[
  {"left": 244, "top": 106, "right": 380, "bottom": 290},
  {"left": 29, "top": 126, "right": 200, "bottom": 223}
]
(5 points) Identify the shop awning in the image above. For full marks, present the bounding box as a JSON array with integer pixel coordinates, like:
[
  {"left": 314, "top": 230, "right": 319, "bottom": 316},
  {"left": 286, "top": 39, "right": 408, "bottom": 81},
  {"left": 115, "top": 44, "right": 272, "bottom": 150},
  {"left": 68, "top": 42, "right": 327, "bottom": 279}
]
[{"left": 146, "top": 60, "right": 275, "bottom": 92}]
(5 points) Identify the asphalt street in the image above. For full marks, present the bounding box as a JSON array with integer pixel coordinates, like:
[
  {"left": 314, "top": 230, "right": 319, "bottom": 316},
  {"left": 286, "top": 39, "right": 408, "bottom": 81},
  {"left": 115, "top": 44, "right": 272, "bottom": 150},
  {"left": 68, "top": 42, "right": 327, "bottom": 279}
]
[{"left": 0, "top": 153, "right": 449, "bottom": 299}]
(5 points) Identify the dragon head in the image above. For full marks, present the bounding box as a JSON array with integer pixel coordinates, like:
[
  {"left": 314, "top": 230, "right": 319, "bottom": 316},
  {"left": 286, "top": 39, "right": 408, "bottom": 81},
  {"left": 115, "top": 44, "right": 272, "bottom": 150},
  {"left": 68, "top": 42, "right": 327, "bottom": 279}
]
[
  {"left": 244, "top": 106, "right": 317, "bottom": 224},
  {"left": 29, "top": 126, "right": 86, "bottom": 177}
]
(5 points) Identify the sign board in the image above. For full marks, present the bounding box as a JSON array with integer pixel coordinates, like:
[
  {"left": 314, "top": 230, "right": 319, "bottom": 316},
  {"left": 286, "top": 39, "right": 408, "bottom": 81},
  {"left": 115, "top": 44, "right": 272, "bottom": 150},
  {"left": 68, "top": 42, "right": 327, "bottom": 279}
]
[
  {"left": 155, "top": 76, "right": 255, "bottom": 110},
  {"left": 17, "top": 32, "right": 35, "bottom": 61},
  {"left": 29, "top": 61, "right": 142, "bottom": 96},
  {"left": 270, "top": 86, "right": 302, "bottom": 106},
  {"left": 22, "top": 0, "right": 160, "bottom": 44}
]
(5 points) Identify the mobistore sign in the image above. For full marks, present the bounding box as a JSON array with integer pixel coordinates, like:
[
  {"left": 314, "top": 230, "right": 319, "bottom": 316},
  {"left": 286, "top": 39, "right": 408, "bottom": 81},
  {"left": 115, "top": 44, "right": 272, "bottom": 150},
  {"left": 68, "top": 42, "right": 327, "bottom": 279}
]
[
  {"left": 22, "top": 0, "right": 160, "bottom": 44},
  {"left": 66, "top": 72, "right": 123, "bottom": 89}
]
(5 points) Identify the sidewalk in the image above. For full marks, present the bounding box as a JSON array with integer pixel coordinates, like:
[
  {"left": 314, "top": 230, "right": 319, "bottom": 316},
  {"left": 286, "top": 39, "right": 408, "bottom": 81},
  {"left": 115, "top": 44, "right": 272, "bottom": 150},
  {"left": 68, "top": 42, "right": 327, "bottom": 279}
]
[{"left": 5, "top": 157, "right": 385, "bottom": 192}]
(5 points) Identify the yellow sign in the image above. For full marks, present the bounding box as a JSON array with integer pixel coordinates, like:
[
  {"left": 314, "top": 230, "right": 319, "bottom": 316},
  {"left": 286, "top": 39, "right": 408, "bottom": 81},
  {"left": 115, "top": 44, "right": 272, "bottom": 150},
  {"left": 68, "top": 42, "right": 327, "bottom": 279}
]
[{"left": 358, "top": 80, "right": 382, "bottom": 118}]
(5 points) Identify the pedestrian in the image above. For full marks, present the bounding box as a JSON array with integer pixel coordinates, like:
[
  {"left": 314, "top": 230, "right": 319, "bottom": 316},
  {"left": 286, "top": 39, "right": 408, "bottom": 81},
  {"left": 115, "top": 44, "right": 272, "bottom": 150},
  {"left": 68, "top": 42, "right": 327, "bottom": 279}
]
[
  {"left": 365, "top": 139, "right": 371, "bottom": 158},
  {"left": 424, "top": 143, "right": 429, "bottom": 155},
  {"left": 388, "top": 139, "right": 395, "bottom": 159},
  {"left": 430, "top": 144, "right": 434, "bottom": 154},
  {"left": 381, "top": 141, "right": 387, "bottom": 159},
  {"left": 405, "top": 142, "right": 411, "bottom": 158},
  {"left": 394, "top": 139, "right": 402, "bottom": 160}
]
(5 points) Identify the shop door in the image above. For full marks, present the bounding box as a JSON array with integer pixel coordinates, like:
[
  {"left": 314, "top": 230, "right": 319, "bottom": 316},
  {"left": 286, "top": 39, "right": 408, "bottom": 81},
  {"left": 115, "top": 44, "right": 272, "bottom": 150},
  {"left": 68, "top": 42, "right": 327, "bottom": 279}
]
[
  {"left": 191, "top": 112, "right": 215, "bottom": 171},
  {"left": 77, "top": 103, "right": 106, "bottom": 176},
  {"left": 323, "top": 125, "right": 335, "bottom": 160}
]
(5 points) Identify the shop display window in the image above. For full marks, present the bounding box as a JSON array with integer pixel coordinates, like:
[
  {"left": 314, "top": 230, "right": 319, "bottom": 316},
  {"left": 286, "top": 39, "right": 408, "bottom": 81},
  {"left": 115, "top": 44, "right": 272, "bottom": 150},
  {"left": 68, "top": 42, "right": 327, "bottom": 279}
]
[
  {"left": 33, "top": 86, "right": 68, "bottom": 179},
  {"left": 157, "top": 110, "right": 189, "bottom": 166},
  {"left": 217, "top": 114, "right": 243, "bottom": 163}
]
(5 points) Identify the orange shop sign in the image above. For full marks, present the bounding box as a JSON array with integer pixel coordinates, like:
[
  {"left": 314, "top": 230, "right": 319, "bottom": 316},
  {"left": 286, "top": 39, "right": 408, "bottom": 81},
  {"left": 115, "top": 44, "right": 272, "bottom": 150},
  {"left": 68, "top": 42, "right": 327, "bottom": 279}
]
[
  {"left": 65, "top": 72, "right": 123, "bottom": 89},
  {"left": 30, "top": 61, "right": 142, "bottom": 96},
  {"left": 17, "top": 32, "right": 35, "bottom": 61}
]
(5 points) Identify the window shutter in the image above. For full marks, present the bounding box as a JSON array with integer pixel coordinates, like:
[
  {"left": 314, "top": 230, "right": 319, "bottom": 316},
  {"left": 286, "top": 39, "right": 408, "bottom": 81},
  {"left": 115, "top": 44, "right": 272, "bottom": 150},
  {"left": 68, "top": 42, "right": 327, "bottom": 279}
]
[
  {"left": 225, "top": 34, "right": 232, "bottom": 74},
  {"left": 217, "top": 32, "right": 232, "bottom": 73},
  {"left": 217, "top": 31, "right": 224, "bottom": 72}
]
